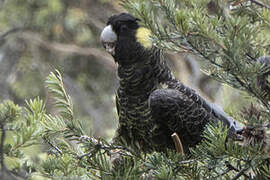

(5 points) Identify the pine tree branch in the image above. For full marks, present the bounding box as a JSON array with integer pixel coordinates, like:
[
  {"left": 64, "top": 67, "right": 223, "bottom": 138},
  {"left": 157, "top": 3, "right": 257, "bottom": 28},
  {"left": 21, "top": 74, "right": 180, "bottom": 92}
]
[
  {"left": 236, "top": 74, "right": 270, "bottom": 112},
  {"left": 46, "top": 70, "right": 85, "bottom": 137},
  {"left": 78, "top": 135, "right": 138, "bottom": 158},
  {"left": 186, "top": 39, "right": 223, "bottom": 68}
]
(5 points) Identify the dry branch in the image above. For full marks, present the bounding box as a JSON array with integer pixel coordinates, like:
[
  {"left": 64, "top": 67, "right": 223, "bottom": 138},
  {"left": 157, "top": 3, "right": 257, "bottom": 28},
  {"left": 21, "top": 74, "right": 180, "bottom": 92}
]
[{"left": 18, "top": 31, "right": 116, "bottom": 70}]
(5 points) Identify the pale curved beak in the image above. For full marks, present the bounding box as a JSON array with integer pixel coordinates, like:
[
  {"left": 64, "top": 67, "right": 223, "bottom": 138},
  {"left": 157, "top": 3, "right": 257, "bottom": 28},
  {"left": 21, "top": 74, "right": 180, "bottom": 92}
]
[{"left": 100, "top": 25, "right": 117, "bottom": 56}]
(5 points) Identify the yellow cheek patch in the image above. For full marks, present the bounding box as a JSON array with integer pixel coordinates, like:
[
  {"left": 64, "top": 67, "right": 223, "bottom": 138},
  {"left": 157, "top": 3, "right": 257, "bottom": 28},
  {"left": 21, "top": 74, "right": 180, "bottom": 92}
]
[{"left": 136, "top": 27, "right": 152, "bottom": 48}]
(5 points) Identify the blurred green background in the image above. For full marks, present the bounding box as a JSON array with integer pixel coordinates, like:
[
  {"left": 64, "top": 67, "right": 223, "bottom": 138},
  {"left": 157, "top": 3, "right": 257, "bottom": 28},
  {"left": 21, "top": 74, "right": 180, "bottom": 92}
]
[{"left": 0, "top": 0, "right": 248, "bottom": 141}]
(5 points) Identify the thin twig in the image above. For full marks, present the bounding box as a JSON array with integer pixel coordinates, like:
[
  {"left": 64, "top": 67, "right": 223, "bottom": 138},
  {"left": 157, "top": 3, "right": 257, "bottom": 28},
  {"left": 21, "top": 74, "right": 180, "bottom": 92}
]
[
  {"left": 214, "top": 168, "right": 232, "bottom": 179},
  {"left": 0, "top": 27, "right": 24, "bottom": 40},
  {"left": 231, "top": 166, "right": 250, "bottom": 180},
  {"left": 9, "top": 169, "right": 28, "bottom": 179},
  {"left": 0, "top": 29, "right": 115, "bottom": 71},
  {"left": 43, "top": 137, "right": 62, "bottom": 155},
  {"left": 78, "top": 151, "right": 93, "bottom": 160},
  {"left": 171, "top": 132, "right": 185, "bottom": 155},
  {"left": 186, "top": 39, "right": 224, "bottom": 68},
  {"left": 178, "top": 159, "right": 196, "bottom": 164},
  {"left": 20, "top": 31, "right": 115, "bottom": 70},
  {"left": 0, "top": 123, "right": 7, "bottom": 171},
  {"left": 78, "top": 136, "right": 138, "bottom": 157},
  {"left": 225, "top": 161, "right": 250, "bottom": 179},
  {"left": 250, "top": 0, "right": 270, "bottom": 10}
]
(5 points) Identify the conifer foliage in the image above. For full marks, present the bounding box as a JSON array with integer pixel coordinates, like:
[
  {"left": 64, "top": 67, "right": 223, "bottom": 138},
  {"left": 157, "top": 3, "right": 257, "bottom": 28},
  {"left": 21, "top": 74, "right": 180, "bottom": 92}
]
[{"left": 1, "top": 0, "right": 270, "bottom": 179}]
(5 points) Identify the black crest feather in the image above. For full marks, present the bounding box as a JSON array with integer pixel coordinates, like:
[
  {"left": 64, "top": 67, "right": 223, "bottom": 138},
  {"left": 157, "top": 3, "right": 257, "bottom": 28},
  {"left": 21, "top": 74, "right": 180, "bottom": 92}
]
[
  {"left": 107, "top": 13, "right": 140, "bottom": 25},
  {"left": 107, "top": 13, "right": 140, "bottom": 33}
]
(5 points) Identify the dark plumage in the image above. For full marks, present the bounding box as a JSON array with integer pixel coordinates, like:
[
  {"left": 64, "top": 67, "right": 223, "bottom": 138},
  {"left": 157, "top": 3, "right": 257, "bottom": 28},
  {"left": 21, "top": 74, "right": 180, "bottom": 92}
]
[{"left": 100, "top": 13, "right": 243, "bottom": 153}]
